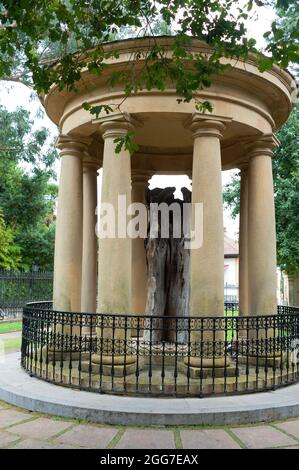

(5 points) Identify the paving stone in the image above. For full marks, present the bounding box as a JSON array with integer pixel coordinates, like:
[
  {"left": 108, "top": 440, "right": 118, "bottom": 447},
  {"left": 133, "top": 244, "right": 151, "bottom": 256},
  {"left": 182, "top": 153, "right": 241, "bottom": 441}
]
[
  {"left": 180, "top": 430, "right": 241, "bottom": 449},
  {"left": 275, "top": 420, "right": 299, "bottom": 439},
  {"left": 55, "top": 424, "right": 118, "bottom": 449},
  {"left": 0, "top": 409, "right": 32, "bottom": 428},
  {"left": 115, "top": 430, "right": 175, "bottom": 449},
  {"left": 11, "top": 439, "right": 75, "bottom": 449},
  {"left": 8, "top": 417, "right": 73, "bottom": 439},
  {"left": 231, "top": 425, "right": 297, "bottom": 449},
  {"left": 0, "top": 430, "right": 20, "bottom": 448}
]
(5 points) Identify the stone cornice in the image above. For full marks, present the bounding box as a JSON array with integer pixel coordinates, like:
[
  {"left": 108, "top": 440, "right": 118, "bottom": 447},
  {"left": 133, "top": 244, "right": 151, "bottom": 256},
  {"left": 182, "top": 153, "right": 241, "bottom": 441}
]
[
  {"left": 43, "top": 36, "right": 294, "bottom": 133},
  {"left": 57, "top": 88, "right": 276, "bottom": 132}
]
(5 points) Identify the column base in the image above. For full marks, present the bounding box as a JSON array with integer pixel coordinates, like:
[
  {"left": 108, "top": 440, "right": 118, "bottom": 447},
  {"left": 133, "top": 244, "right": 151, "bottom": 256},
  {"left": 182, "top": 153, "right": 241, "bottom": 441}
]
[
  {"left": 238, "top": 353, "right": 287, "bottom": 368},
  {"left": 91, "top": 353, "right": 137, "bottom": 376},
  {"left": 40, "top": 346, "right": 88, "bottom": 362},
  {"left": 82, "top": 359, "right": 138, "bottom": 377},
  {"left": 181, "top": 357, "right": 235, "bottom": 379},
  {"left": 184, "top": 356, "right": 227, "bottom": 368},
  {"left": 179, "top": 363, "right": 237, "bottom": 379}
]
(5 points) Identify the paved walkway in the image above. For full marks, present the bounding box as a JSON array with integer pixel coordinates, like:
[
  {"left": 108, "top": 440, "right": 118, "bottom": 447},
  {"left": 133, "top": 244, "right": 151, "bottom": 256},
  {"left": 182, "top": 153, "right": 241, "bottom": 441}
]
[
  {"left": 0, "top": 331, "right": 21, "bottom": 356},
  {"left": 1, "top": 400, "right": 299, "bottom": 449},
  {"left": 0, "top": 331, "right": 21, "bottom": 340}
]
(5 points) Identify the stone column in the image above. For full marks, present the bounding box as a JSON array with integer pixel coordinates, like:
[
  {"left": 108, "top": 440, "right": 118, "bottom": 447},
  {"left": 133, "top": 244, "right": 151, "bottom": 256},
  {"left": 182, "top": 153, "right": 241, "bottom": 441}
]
[
  {"left": 239, "top": 164, "right": 249, "bottom": 317},
  {"left": 247, "top": 138, "right": 277, "bottom": 316},
  {"left": 131, "top": 170, "right": 150, "bottom": 317},
  {"left": 245, "top": 137, "right": 279, "bottom": 364},
  {"left": 81, "top": 158, "right": 99, "bottom": 315},
  {"left": 186, "top": 115, "right": 229, "bottom": 370},
  {"left": 53, "top": 135, "right": 89, "bottom": 312},
  {"left": 93, "top": 114, "right": 137, "bottom": 372}
]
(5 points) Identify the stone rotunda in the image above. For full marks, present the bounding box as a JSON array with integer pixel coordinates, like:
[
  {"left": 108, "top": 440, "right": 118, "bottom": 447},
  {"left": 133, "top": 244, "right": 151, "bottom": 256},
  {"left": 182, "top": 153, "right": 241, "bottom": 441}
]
[{"left": 21, "top": 36, "right": 298, "bottom": 397}]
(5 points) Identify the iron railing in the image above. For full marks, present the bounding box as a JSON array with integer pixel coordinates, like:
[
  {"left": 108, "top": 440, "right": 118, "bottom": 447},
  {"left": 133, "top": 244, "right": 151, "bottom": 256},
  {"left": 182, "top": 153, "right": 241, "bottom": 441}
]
[
  {"left": 21, "top": 302, "right": 299, "bottom": 397},
  {"left": 0, "top": 271, "right": 53, "bottom": 320}
]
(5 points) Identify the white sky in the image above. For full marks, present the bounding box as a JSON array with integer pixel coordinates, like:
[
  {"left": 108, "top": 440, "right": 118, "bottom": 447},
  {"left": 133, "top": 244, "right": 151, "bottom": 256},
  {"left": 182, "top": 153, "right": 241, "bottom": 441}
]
[{"left": 0, "top": 4, "right": 276, "bottom": 240}]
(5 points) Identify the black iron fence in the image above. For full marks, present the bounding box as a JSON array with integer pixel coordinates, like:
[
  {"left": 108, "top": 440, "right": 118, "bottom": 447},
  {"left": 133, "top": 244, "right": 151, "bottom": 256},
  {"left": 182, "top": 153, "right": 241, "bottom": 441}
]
[
  {"left": 21, "top": 302, "right": 299, "bottom": 397},
  {"left": 0, "top": 271, "right": 53, "bottom": 320}
]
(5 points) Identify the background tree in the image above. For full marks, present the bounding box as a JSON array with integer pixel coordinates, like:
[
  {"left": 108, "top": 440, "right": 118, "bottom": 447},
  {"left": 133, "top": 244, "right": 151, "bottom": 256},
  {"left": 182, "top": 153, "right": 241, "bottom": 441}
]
[
  {"left": 0, "top": 105, "right": 58, "bottom": 271},
  {"left": 0, "top": 209, "right": 21, "bottom": 269}
]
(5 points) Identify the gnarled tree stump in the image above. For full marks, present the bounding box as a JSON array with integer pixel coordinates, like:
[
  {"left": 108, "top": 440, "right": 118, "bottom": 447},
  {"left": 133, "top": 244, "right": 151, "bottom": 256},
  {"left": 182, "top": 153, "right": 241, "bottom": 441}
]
[{"left": 144, "top": 187, "right": 191, "bottom": 343}]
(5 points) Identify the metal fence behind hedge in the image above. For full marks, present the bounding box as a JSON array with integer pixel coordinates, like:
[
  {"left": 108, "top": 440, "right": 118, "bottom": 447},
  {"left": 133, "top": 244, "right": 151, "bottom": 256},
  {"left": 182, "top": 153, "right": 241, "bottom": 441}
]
[{"left": 0, "top": 270, "right": 53, "bottom": 320}]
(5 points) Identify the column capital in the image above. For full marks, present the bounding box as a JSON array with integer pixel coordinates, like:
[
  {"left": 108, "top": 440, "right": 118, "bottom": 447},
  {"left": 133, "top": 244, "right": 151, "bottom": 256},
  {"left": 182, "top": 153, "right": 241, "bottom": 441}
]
[
  {"left": 184, "top": 113, "right": 232, "bottom": 139},
  {"left": 56, "top": 134, "right": 91, "bottom": 158},
  {"left": 83, "top": 156, "right": 101, "bottom": 174},
  {"left": 131, "top": 170, "right": 152, "bottom": 186},
  {"left": 245, "top": 134, "right": 280, "bottom": 159},
  {"left": 94, "top": 113, "right": 143, "bottom": 140},
  {"left": 238, "top": 162, "right": 249, "bottom": 173}
]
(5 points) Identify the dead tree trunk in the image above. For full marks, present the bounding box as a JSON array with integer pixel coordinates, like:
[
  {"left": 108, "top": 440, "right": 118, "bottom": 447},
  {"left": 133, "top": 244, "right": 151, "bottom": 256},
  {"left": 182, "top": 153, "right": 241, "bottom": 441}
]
[{"left": 144, "top": 187, "right": 191, "bottom": 343}]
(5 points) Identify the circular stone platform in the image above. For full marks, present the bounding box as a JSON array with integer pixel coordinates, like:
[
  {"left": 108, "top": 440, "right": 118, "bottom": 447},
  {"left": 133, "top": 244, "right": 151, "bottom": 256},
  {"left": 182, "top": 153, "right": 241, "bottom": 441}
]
[{"left": 1, "top": 353, "right": 299, "bottom": 426}]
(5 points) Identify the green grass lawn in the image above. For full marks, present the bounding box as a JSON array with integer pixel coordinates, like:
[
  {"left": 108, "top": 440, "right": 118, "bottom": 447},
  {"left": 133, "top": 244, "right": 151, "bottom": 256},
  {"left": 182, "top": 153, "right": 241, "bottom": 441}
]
[{"left": 0, "top": 321, "right": 22, "bottom": 334}]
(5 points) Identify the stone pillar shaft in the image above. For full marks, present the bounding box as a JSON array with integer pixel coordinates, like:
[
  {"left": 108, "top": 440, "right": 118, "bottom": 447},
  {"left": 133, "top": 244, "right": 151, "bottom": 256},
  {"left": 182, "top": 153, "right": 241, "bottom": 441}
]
[
  {"left": 186, "top": 115, "right": 229, "bottom": 370},
  {"left": 93, "top": 115, "right": 138, "bottom": 372},
  {"left": 248, "top": 143, "right": 277, "bottom": 316},
  {"left": 239, "top": 165, "right": 249, "bottom": 316},
  {"left": 53, "top": 137, "right": 87, "bottom": 312},
  {"left": 190, "top": 118, "right": 226, "bottom": 317},
  {"left": 97, "top": 122, "right": 132, "bottom": 317},
  {"left": 81, "top": 162, "right": 99, "bottom": 314},
  {"left": 131, "top": 171, "right": 150, "bottom": 316}
]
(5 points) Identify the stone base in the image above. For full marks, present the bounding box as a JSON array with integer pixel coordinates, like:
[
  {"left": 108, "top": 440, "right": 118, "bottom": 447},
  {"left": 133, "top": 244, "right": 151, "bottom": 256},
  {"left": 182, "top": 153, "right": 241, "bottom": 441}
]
[
  {"left": 91, "top": 353, "right": 137, "bottom": 366},
  {"left": 178, "top": 362, "right": 238, "bottom": 379},
  {"left": 81, "top": 360, "right": 139, "bottom": 377},
  {"left": 90, "top": 353, "right": 138, "bottom": 376},
  {"left": 238, "top": 353, "right": 287, "bottom": 368},
  {"left": 40, "top": 347, "right": 89, "bottom": 362},
  {"left": 183, "top": 356, "right": 227, "bottom": 369},
  {"left": 22, "top": 353, "right": 299, "bottom": 398}
]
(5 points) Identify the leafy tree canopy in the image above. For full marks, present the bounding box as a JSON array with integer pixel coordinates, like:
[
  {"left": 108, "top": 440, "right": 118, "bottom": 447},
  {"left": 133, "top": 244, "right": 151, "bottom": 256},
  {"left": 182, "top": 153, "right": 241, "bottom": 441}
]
[
  {"left": 0, "top": 0, "right": 298, "bottom": 111},
  {"left": 0, "top": 209, "right": 21, "bottom": 270}
]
